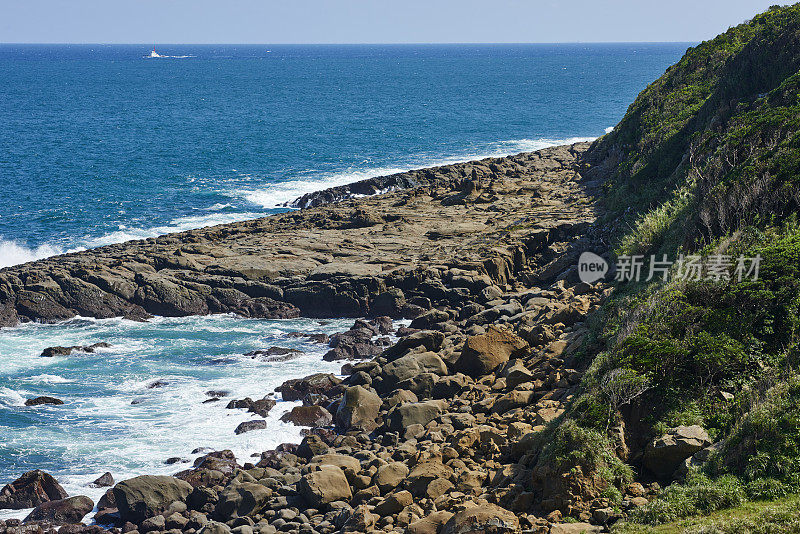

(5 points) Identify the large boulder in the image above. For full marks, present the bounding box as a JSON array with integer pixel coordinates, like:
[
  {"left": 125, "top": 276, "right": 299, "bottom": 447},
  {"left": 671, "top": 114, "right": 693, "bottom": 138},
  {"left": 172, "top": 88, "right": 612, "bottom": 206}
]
[
  {"left": 407, "top": 462, "right": 453, "bottom": 497},
  {"left": 441, "top": 503, "right": 520, "bottom": 534},
  {"left": 407, "top": 511, "right": 455, "bottom": 534},
  {"left": 643, "top": 425, "right": 711, "bottom": 479},
  {"left": 24, "top": 396, "right": 64, "bottom": 407},
  {"left": 280, "top": 406, "right": 333, "bottom": 427},
  {"left": 299, "top": 466, "right": 352, "bottom": 507},
  {"left": 0, "top": 470, "right": 68, "bottom": 510},
  {"left": 380, "top": 351, "right": 448, "bottom": 391},
  {"left": 24, "top": 496, "right": 94, "bottom": 524},
  {"left": 386, "top": 400, "right": 447, "bottom": 432},
  {"left": 457, "top": 326, "right": 528, "bottom": 377},
  {"left": 335, "top": 386, "right": 381, "bottom": 431},
  {"left": 113, "top": 475, "right": 192, "bottom": 524},
  {"left": 382, "top": 331, "right": 445, "bottom": 360},
  {"left": 275, "top": 373, "right": 342, "bottom": 401},
  {"left": 214, "top": 482, "right": 272, "bottom": 520},
  {"left": 307, "top": 454, "right": 361, "bottom": 476},
  {"left": 373, "top": 462, "right": 409, "bottom": 493}
]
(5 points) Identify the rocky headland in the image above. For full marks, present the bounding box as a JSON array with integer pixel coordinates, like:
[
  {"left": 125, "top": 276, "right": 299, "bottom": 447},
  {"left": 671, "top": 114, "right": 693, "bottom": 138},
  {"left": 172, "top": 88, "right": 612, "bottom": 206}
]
[
  {"left": 6, "top": 4, "right": 800, "bottom": 532},
  {"left": 0, "top": 141, "right": 623, "bottom": 534}
]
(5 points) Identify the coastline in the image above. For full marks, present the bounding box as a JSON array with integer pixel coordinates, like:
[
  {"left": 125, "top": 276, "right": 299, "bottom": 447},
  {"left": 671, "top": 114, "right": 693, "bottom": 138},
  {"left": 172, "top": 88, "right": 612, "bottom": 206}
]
[{"left": 0, "top": 140, "right": 616, "bottom": 533}]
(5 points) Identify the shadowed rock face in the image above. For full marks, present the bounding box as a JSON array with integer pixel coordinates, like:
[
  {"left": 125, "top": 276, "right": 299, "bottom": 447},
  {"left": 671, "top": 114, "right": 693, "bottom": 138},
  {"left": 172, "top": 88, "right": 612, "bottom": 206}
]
[{"left": 0, "top": 143, "right": 597, "bottom": 328}]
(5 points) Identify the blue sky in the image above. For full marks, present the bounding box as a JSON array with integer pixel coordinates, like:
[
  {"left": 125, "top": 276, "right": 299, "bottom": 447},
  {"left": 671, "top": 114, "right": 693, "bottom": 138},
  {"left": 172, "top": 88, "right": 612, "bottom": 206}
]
[{"left": 0, "top": 1, "right": 790, "bottom": 44}]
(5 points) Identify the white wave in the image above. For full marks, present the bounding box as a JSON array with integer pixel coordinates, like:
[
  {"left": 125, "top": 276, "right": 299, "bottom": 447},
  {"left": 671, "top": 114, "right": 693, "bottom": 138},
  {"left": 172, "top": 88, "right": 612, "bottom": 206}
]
[
  {"left": 0, "top": 387, "right": 27, "bottom": 407},
  {"left": 24, "top": 374, "right": 74, "bottom": 385},
  {"left": 83, "top": 211, "right": 265, "bottom": 248},
  {"left": 235, "top": 136, "right": 598, "bottom": 209},
  {"left": 206, "top": 203, "right": 235, "bottom": 211},
  {"left": 605, "top": 126, "right": 615, "bottom": 134},
  {"left": 0, "top": 239, "right": 64, "bottom": 269}
]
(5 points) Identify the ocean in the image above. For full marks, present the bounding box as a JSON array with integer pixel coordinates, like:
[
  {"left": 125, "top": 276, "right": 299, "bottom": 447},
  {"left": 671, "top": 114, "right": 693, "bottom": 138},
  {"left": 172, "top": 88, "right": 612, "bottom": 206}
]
[{"left": 0, "top": 43, "right": 688, "bottom": 513}]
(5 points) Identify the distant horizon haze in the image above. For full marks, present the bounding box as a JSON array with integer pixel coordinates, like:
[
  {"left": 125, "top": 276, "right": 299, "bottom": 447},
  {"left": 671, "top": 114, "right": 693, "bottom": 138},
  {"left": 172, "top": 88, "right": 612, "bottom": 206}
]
[{"left": 0, "top": 0, "right": 790, "bottom": 44}]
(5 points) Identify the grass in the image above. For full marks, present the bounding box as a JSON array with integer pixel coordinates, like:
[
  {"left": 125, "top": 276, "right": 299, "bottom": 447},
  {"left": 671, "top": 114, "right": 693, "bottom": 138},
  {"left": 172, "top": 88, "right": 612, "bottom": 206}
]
[{"left": 612, "top": 495, "right": 800, "bottom": 534}]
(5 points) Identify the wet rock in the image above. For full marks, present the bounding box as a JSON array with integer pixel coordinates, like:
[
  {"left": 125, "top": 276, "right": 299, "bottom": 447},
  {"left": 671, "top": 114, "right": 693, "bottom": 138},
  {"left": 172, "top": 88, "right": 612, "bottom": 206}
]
[
  {"left": 90, "top": 472, "right": 114, "bottom": 488},
  {"left": 275, "top": 374, "right": 342, "bottom": 401},
  {"left": 279, "top": 406, "right": 333, "bottom": 427},
  {"left": 0, "top": 470, "right": 68, "bottom": 510},
  {"left": 226, "top": 397, "right": 276, "bottom": 417},
  {"left": 24, "top": 495, "right": 94, "bottom": 524},
  {"left": 40, "top": 343, "right": 111, "bottom": 357},
  {"left": 113, "top": 475, "right": 192, "bottom": 524},
  {"left": 234, "top": 420, "right": 267, "bottom": 435},
  {"left": 243, "top": 347, "right": 303, "bottom": 362},
  {"left": 24, "top": 396, "right": 64, "bottom": 407}
]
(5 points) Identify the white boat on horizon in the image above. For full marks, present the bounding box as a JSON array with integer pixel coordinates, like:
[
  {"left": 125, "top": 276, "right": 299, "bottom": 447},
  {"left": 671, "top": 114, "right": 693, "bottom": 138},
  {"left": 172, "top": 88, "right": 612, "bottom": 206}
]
[{"left": 146, "top": 46, "right": 163, "bottom": 58}]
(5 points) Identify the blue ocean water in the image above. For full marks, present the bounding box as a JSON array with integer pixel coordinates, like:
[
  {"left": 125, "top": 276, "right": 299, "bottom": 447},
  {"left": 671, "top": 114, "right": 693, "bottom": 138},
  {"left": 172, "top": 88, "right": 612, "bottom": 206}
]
[
  {"left": 0, "top": 43, "right": 690, "bottom": 512},
  {"left": 0, "top": 43, "right": 689, "bottom": 267}
]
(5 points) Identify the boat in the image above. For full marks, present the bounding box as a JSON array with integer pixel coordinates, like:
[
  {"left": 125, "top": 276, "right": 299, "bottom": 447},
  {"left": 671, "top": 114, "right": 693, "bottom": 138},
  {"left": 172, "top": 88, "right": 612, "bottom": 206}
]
[{"left": 147, "top": 46, "right": 163, "bottom": 58}]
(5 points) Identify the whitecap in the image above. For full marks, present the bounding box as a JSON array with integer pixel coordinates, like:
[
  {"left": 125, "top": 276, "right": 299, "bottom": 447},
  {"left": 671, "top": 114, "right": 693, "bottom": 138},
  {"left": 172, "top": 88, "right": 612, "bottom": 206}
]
[
  {"left": 24, "top": 374, "right": 74, "bottom": 385},
  {"left": 605, "top": 126, "right": 615, "bottom": 134},
  {"left": 234, "top": 136, "right": 599, "bottom": 208},
  {"left": 0, "top": 238, "right": 64, "bottom": 269}
]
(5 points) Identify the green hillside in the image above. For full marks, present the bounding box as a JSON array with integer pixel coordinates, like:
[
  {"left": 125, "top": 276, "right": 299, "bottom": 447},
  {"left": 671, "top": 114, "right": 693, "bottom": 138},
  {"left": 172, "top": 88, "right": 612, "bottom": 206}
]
[{"left": 548, "top": 4, "right": 800, "bottom": 530}]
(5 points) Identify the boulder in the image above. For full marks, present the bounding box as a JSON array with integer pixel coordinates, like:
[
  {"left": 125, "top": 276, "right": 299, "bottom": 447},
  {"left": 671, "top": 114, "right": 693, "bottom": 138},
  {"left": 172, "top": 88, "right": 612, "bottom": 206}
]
[
  {"left": 643, "top": 425, "right": 711, "bottom": 479},
  {"left": 299, "top": 466, "right": 352, "bottom": 507},
  {"left": 24, "top": 396, "right": 64, "bottom": 407},
  {"left": 200, "top": 521, "right": 232, "bottom": 534},
  {"left": 457, "top": 326, "right": 528, "bottom": 377},
  {"left": 280, "top": 406, "right": 333, "bottom": 427},
  {"left": 441, "top": 504, "right": 520, "bottom": 534},
  {"left": 380, "top": 351, "right": 448, "bottom": 390},
  {"left": 386, "top": 400, "right": 447, "bottom": 432},
  {"left": 113, "top": 475, "right": 192, "bottom": 524},
  {"left": 307, "top": 454, "right": 361, "bottom": 476},
  {"left": 383, "top": 331, "right": 445, "bottom": 360},
  {"left": 90, "top": 472, "right": 114, "bottom": 488},
  {"left": 234, "top": 420, "right": 267, "bottom": 435},
  {"left": 24, "top": 496, "right": 94, "bottom": 524},
  {"left": 407, "top": 462, "right": 453, "bottom": 497},
  {"left": 373, "top": 462, "right": 409, "bottom": 493},
  {"left": 549, "top": 523, "right": 602, "bottom": 534},
  {"left": 407, "top": 511, "right": 455, "bottom": 534},
  {"left": 275, "top": 374, "right": 342, "bottom": 401},
  {"left": 297, "top": 435, "right": 330, "bottom": 460},
  {"left": 214, "top": 482, "right": 272, "bottom": 519},
  {"left": 373, "top": 490, "right": 413, "bottom": 516},
  {"left": 0, "top": 470, "right": 68, "bottom": 510},
  {"left": 335, "top": 386, "right": 381, "bottom": 431}
]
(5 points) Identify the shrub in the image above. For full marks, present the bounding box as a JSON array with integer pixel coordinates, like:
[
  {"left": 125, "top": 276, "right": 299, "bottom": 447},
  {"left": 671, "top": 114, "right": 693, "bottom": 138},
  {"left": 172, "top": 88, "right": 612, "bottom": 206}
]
[{"left": 627, "top": 474, "right": 746, "bottom": 525}]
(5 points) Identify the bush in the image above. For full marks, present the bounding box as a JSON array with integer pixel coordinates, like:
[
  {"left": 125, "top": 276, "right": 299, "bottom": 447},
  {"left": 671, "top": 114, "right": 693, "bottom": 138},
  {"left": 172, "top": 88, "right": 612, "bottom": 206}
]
[
  {"left": 534, "top": 419, "right": 633, "bottom": 488},
  {"left": 627, "top": 474, "right": 746, "bottom": 525}
]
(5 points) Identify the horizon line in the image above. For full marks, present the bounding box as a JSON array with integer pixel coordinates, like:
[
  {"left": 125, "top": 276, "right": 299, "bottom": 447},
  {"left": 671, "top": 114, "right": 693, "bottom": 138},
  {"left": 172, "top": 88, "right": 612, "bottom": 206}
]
[{"left": 0, "top": 41, "right": 697, "bottom": 46}]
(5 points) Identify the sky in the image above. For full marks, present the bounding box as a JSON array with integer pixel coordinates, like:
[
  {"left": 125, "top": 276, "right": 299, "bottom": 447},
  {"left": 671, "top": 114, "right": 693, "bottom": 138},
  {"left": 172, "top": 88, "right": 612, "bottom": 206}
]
[{"left": 0, "top": 1, "right": 791, "bottom": 44}]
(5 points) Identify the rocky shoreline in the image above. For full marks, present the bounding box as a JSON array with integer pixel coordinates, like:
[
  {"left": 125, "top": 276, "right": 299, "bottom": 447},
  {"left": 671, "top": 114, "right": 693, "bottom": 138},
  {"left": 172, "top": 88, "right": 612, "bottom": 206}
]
[{"left": 0, "top": 142, "right": 649, "bottom": 534}]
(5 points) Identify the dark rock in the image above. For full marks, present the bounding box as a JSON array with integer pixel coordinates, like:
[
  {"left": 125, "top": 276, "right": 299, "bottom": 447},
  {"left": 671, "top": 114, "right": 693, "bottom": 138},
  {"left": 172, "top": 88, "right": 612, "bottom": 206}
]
[
  {"left": 24, "top": 495, "right": 94, "bottom": 525},
  {"left": 40, "top": 343, "right": 111, "bottom": 358},
  {"left": 90, "top": 472, "right": 114, "bottom": 488},
  {"left": 234, "top": 420, "right": 267, "bottom": 435},
  {"left": 275, "top": 374, "right": 342, "bottom": 401},
  {"left": 24, "top": 396, "right": 64, "bottom": 407},
  {"left": 113, "top": 475, "right": 192, "bottom": 524},
  {"left": 279, "top": 406, "right": 333, "bottom": 427},
  {"left": 0, "top": 470, "right": 68, "bottom": 510}
]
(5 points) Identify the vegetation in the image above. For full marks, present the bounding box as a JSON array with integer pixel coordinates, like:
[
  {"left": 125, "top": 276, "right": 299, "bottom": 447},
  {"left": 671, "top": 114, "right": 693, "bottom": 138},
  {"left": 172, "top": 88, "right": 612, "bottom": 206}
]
[{"left": 549, "top": 3, "right": 800, "bottom": 528}]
